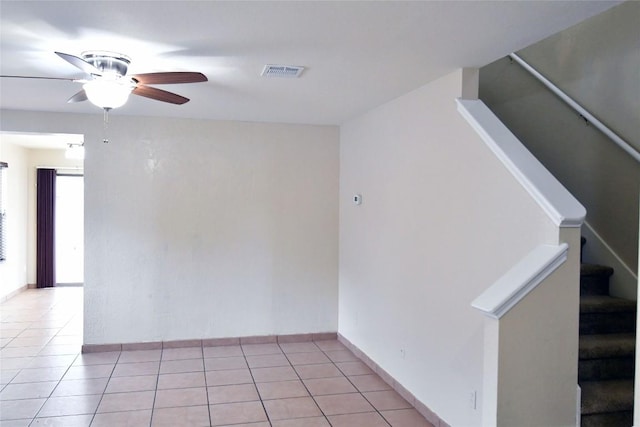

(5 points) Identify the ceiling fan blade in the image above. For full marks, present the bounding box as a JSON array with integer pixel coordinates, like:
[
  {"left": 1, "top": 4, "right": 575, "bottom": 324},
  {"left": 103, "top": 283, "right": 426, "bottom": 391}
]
[
  {"left": 67, "top": 89, "right": 88, "bottom": 103},
  {"left": 55, "top": 52, "right": 102, "bottom": 75},
  {"left": 132, "top": 85, "right": 189, "bottom": 105},
  {"left": 0, "top": 75, "right": 77, "bottom": 81},
  {"left": 131, "top": 72, "right": 207, "bottom": 85}
]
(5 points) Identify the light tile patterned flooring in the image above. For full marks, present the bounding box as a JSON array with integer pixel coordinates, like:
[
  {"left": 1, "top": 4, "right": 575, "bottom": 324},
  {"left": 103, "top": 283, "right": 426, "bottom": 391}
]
[{"left": 0, "top": 288, "right": 434, "bottom": 426}]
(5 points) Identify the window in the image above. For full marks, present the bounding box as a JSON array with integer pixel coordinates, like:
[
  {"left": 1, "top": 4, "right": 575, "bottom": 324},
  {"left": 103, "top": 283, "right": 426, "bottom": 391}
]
[{"left": 0, "top": 161, "right": 7, "bottom": 261}]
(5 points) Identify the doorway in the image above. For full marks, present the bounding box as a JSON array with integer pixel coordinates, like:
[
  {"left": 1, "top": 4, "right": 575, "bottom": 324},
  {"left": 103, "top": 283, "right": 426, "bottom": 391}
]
[{"left": 55, "top": 174, "right": 84, "bottom": 285}]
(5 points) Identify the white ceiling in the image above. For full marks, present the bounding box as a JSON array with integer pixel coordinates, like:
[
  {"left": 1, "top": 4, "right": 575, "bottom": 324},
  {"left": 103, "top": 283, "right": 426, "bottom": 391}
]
[
  {"left": 0, "top": 1, "right": 620, "bottom": 126},
  {"left": 1, "top": 132, "right": 83, "bottom": 150}
]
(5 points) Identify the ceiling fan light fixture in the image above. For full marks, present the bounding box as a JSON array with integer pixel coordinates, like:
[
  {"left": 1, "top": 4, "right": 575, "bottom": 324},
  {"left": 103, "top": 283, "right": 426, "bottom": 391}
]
[
  {"left": 82, "top": 51, "right": 131, "bottom": 76},
  {"left": 83, "top": 79, "right": 133, "bottom": 109}
]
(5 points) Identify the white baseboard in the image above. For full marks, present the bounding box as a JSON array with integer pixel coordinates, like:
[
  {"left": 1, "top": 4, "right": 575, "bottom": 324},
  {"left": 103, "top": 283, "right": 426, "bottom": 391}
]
[{"left": 582, "top": 221, "right": 638, "bottom": 300}]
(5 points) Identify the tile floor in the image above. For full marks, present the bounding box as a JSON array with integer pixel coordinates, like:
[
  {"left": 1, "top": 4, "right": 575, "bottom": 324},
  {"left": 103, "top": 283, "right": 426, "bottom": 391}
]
[{"left": 0, "top": 287, "right": 434, "bottom": 426}]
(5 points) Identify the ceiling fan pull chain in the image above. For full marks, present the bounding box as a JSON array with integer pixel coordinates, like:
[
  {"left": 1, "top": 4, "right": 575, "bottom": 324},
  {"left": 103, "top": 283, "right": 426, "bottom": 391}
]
[{"left": 102, "top": 108, "right": 110, "bottom": 143}]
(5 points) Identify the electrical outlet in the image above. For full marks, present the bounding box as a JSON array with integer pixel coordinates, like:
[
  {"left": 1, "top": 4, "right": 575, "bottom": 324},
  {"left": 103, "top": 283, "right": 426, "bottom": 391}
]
[{"left": 469, "top": 390, "right": 477, "bottom": 410}]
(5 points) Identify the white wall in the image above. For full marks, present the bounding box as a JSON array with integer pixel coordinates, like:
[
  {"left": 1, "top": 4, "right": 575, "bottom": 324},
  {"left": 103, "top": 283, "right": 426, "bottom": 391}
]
[
  {"left": 339, "top": 69, "right": 558, "bottom": 426},
  {"left": 0, "top": 141, "right": 29, "bottom": 299},
  {"left": 86, "top": 117, "right": 339, "bottom": 344},
  {"left": 0, "top": 110, "right": 339, "bottom": 344}
]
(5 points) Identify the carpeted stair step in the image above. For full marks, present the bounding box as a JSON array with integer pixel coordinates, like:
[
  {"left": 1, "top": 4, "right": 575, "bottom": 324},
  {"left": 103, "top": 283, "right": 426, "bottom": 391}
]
[
  {"left": 580, "top": 358, "right": 635, "bottom": 382},
  {"left": 581, "top": 264, "right": 614, "bottom": 296},
  {"left": 578, "top": 239, "right": 635, "bottom": 425},
  {"left": 580, "top": 296, "right": 636, "bottom": 335},
  {"left": 580, "top": 333, "right": 636, "bottom": 359},
  {"left": 581, "top": 410, "right": 633, "bottom": 427},
  {"left": 579, "top": 333, "right": 635, "bottom": 381},
  {"left": 581, "top": 379, "right": 634, "bottom": 414}
]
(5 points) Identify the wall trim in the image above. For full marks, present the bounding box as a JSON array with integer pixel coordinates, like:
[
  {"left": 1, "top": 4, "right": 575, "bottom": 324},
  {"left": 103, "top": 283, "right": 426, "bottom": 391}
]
[
  {"left": 582, "top": 220, "right": 637, "bottom": 300},
  {"left": 471, "top": 243, "right": 568, "bottom": 319},
  {"left": 81, "top": 332, "right": 338, "bottom": 353},
  {"left": 456, "top": 98, "right": 586, "bottom": 228},
  {"left": 337, "top": 333, "right": 450, "bottom": 427}
]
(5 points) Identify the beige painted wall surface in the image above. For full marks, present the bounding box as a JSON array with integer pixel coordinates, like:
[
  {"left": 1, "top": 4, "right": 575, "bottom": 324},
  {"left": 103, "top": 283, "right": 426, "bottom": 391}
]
[
  {"left": 0, "top": 141, "right": 83, "bottom": 299},
  {"left": 339, "top": 69, "right": 558, "bottom": 426},
  {"left": 517, "top": 1, "right": 640, "bottom": 152},
  {"left": 26, "top": 149, "right": 83, "bottom": 286},
  {"left": 1, "top": 110, "right": 340, "bottom": 344},
  {"left": 0, "top": 141, "right": 29, "bottom": 299},
  {"left": 480, "top": 1, "right": 639, "bottom": 297},
  {"left": 494, "top": 230, "right": 580, "bottom": 427}
]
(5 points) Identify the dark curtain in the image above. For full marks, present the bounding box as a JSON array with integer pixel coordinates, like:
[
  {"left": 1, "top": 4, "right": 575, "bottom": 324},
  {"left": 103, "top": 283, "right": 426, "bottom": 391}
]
[{"left": 37, "top": 169, "right": 56, "bottom": 288}]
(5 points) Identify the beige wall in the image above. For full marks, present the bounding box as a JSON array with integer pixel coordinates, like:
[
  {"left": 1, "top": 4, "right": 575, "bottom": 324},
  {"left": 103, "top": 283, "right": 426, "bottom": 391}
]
[
  {"left": 517, "top": 1, "right": 639, "bottom": 152},
  {"left": 492, "top": 230, "right": 580, "bottom": 427},
  {"left": 0, "top": 140, "right": 83, "bottom": 299},
  {"left": 339, "top": 69, "right": 559, "bottom": 426},
  {"left": 0, "top": 141, "right": 29, "bottom": 299},
  {"left": 26, "top": 149, "right": 83, "bottom": 286},
  {"left": 479, "top": 1, "right": 639, "bottom": 298}
]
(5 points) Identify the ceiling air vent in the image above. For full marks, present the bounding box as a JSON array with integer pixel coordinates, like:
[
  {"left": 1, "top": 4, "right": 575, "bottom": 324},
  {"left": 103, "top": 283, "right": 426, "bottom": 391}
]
[{"left": 261, "top": 64, "right": 305, "bottom": 78}]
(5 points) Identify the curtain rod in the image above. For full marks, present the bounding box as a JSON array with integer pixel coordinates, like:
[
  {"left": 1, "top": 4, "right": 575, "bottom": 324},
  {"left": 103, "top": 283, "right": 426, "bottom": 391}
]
[{"left": 36, "top": 166, "right": 84, "bottom": 171}]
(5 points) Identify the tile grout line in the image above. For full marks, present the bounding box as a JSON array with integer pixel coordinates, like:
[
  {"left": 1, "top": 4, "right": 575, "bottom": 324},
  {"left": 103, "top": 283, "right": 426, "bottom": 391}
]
[
  {"left": 2, "top": 289, "right": 412, "bottom": 426},
  {"left": 323, "top": 343, "right": 397, "bottom": 426},
  {"left": 200, "top": 343, "right": 215, "bottom": 427},
  {"left": 278, "top": 341, "right": 335, "bottom": 427},
  {"left": 241, "top": 343, "right": 274, "bottom": 427},
  {"left": 320, "top": 345, "right": 387, "bottom": 425},
  {"left": 1, "top": 289, "right": 89, "bottom": 425},
  {"left": 88, "top": 348, "right": 121, "bottom": 426},
  {"left": 29, "top": 339, "right": 87, "bottom": 422},
  {"left": 148, "top": 348, "right": 161, "bottom": 427},
  {"left": 335, "top": 353, "right": 393, "bottom": 427}
]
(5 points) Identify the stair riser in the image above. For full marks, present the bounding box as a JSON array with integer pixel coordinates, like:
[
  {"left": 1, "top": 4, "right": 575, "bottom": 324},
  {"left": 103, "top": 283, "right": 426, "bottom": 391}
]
[
  {"left": 579, "top": 312, "right": 636, "bottom": 335},
  {"left": 580, "top": 276, "right": 611, "bottom": 296},
  {"left": 579, "top": 358, "right": 635, "bottom": 381},
  {"left": 581, "top": 411, "right": 633, "bottom": 427}
]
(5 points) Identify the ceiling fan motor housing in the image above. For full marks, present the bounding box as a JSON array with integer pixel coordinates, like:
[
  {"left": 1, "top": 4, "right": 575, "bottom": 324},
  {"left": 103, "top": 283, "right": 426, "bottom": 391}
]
[{"left": 82, "top": 51, "right": 130, "bottom": 77}]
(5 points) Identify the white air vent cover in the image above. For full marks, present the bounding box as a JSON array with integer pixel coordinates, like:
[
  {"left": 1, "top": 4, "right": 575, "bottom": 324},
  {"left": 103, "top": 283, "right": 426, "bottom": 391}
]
[{"left": 261, "top": 64, "right": 305, "bottom": 78}]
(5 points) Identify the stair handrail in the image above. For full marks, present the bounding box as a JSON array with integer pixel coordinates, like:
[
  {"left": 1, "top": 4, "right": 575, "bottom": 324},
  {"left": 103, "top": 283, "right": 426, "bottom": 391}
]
[
  {"left": 457, "top": 99, "right": 586, "bottom": 228},
  {"left": 509, "top": 52, "right": 640, "bottom": 164},
  {"left": 471, "top": 243, "right": 569, "bottom": 318}
]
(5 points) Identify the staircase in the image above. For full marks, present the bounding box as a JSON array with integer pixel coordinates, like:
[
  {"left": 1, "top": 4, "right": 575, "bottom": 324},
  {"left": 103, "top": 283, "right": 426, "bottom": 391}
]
[{"left": 580, "top": 238, "right": 636, "bottom": 426}]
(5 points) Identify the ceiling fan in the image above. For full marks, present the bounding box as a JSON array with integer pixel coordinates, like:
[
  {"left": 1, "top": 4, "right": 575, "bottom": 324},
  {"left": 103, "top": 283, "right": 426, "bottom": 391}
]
[{"left": 1, "top": 51, "right": 208, "bottom": 110}]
